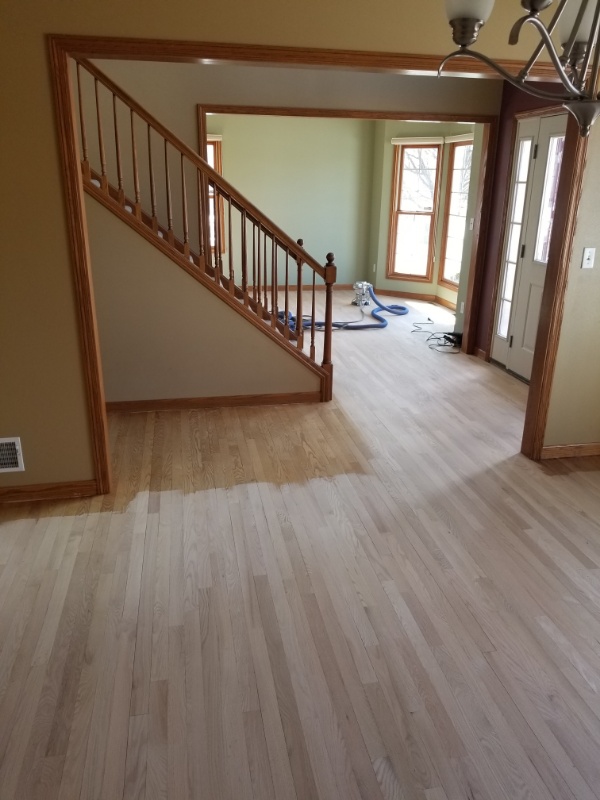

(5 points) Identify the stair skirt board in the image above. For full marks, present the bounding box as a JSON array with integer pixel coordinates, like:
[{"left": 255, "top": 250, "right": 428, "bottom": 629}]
[
  {"left": 0, "top": 480, "right": 98, "bottom": 504},
  {"left": 106, "top": 391, "right": 322, "bottom": 412}
]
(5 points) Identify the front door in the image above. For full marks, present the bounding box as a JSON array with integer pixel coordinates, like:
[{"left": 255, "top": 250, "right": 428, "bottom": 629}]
[{"left": 492, "top": 113, "right": 567, "bottom": 380}]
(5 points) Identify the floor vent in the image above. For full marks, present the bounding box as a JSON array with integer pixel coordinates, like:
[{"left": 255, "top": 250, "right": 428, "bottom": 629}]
[{"left": 0, "top": 438, "right": 25, "bottom": 472}]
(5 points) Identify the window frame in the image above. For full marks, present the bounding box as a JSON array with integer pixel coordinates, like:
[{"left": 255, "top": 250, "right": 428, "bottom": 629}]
[
  {"left": 386, "top": 141, "right": 442, "bottom": 283},
  {"left": 438, "top": 139, "right": 474, "bottom": 291}
]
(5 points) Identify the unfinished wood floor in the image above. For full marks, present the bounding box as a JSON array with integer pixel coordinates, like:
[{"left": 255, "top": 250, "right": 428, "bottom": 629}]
[{"left": 2, "top": 297, "right": 600, "bottom": 800}]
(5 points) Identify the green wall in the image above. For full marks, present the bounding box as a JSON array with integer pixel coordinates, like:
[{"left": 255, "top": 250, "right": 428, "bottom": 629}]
[{"left": 207, "top": 114, "right": 376, "bottom": 285}]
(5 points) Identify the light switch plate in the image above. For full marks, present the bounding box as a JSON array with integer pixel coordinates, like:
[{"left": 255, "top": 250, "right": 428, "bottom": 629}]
[{"left": 582, "top": 247, "right": 595, "bottom": 269}]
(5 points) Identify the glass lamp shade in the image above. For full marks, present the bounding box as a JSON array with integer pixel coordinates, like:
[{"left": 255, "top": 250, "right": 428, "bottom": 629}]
[
  {"left": 445, "top": 0, "right": 495, "bottom": 23},
  {"left": 558, "top": 0, "right": 597, "bottom": 44}
]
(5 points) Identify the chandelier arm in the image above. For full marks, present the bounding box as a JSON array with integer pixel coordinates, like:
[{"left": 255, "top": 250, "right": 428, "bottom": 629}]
[
  {"left": 562, "top": 0, "right": 591, "bottom": 70},
  {"left": 511, "top": 16, "right": 584, "bottom": 95},
  {"left": 437, "top": 49, "right": 524, "bottom": 82},
  {"left": 438, "top": 49, "right": 574, "bottom": 100},
  {"left": 519, "top": 0, "right": 570, "bottom": 80},
  {"left": 578, "top": 1, "right": 600, "bottom": 96}
]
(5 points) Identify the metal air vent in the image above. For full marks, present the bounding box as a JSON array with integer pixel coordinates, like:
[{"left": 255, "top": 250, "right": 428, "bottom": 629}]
[{"left": 0, "top": 438, "right": 25, "bottom": 472}]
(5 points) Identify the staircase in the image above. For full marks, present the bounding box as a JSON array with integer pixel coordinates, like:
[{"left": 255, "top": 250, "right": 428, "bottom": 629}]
[{"left": 73, "top": 59, "right": 336, "bottom": 401}]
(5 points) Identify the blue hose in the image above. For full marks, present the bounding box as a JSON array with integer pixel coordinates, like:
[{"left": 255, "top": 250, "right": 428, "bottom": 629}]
[{"left": 281, "top": 286, "right": 408, "bottom": 331}]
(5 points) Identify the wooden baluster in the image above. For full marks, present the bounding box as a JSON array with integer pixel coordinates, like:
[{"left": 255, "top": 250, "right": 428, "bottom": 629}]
[
  {"left": 257, "top": 224, "right": 262, "bottom": 316},
  {"left": 252, "top": 223, "right": 257, "bottom": 303},
  {"left": 148, "top": 125, "right": 158, "bottom": 231},
  {"left": 241, "top": 210, "right": 248, "bottom": 303},
  {"left": 181, "top": 154, "right": 190, "bottom": 259},
  {"left": 310, "top": 270, "right": 317, "bottom": 360},
  {"left": 130, "top": 110, "right": 142, "bottom": 219},
  {"left": 296, "top": 239, "right": 304, "bottom": 349},
  {"left": 164, "top": 140, "right": 174, "bottom": 245},
  {"left": 263, "top": 231, "right": 269, "bottom": 313},
  {"left": 284, "top": 248, "right": 290, "bottom": 339},
  {"left": 76, "top": 63, "right": 90, "bottom": 180},
  {"left": 94, "top": 78, "right": 108, "bottom": 191},
  {"left": 271, "top": 239, "right": 278, "bottom": 328},
  {"left": 197, "top": 169, "right": 210, "bottom": 270},
  {"left": 321, "top": 253, "right": 337, "bottom": 401},
  {"left": 112, "top": 95, "right": 124, "bottom": 203},
  {"left": 215, "top": 187, "right": 223, "bottom": 283},
  {"left": 228, "top": 196, "right": 235, "bottom": 295}
]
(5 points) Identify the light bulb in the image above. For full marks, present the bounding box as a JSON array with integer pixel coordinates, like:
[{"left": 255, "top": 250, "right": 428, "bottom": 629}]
[{"left": 445, "top": 0, "right": 495, "bottom": 23}]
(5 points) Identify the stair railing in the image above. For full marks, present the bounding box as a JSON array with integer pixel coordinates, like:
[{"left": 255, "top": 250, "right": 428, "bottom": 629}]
[{"left": 72, "top": 58, "right": 336, "bottom": 396}]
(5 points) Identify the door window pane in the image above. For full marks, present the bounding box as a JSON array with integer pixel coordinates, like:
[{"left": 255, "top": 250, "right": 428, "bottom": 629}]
[
  {"left": 534, "top": 134, "right": 565, "bottom": 263},
  {"left": 496, "top": 138, "right": 532, "bottom": 339}
]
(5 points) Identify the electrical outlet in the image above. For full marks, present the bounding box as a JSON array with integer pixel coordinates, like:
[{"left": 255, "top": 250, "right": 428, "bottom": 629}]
[
  {"left": 469, "top": 218, "right": 474, "bottom": 231},
  {"left": 460, "top": 302, "right": 465, "bottom": 314},
  {"left": 582, "top": 247, "right": 595, "bottom": 269},
  {"left": 372, "top": 263, "right": 376, "bottom": 273}
]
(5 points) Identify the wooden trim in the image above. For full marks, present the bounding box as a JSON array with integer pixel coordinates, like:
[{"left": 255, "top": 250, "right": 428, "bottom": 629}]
[
  {"left": 521, "top": 115, "right": 588, "bottom": 461},
  {"left": 435, "top": 295, "right": 457, "bottom": 311},
  {"left": 48, "top": 39, "right": 111, "bottom": 495},
  {"left": 540, "top": 443, "right": 600, "bottom": 460},
  {"left": 372, "top": 288, "right": 456, "bottom": 308},
  {"left": 84, "top": 182, "right": 328, "bottom": 381},
  {"left": 48, "top": 34, "right": 557, "bottom": 80},
  {"left": 197, "top": 105, "right": 207, "bottom": 159},
  {"left": 515, "top": 105, "right": 565, "bottom": 121},
  {"left": 0, "top": 480, "right": 98, "bottom": 504},
  {"left": 201, "top": 104, "right": 497, "bottom": 125},
  {"left": 106, "top": 392, "right": 322, "bottom": 412},
  {"left": 462, "top": 121, "right": 496, "bottom": 355},
  {"left": 474, "top": 347, "right": 488, "bottom": 361}
]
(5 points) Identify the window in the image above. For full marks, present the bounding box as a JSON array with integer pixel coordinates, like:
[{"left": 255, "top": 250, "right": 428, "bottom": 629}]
[
  {"left": 387, "top": 143, "right": 442, "bottom": 281},
  {"left": 439, "top": 140, "right": 473, "bottom": 288}
]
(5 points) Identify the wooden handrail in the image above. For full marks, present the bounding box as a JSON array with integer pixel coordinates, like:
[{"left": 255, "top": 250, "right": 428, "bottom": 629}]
[{"left": 77, "top": 58, "right": 327, "bottom": 280}]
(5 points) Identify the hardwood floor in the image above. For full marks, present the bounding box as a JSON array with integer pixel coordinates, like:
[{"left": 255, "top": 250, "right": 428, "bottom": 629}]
[{"left": 1, "top": 295, "right": 600, "bottom": 800}]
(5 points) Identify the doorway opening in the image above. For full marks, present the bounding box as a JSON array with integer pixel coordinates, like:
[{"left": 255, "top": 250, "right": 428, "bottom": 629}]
[{"left": 491, "top": 111, "right": 567, "bottom": 383}]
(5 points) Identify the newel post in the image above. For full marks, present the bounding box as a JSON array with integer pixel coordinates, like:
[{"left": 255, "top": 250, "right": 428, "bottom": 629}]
[{"left": 321, "top": 252, "right": 337, "bottom": 401}]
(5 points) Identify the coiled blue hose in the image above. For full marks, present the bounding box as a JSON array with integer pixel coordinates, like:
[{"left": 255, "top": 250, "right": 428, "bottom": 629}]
[{"left": 281, "top": 286, "right": 408, "bottom": 331}]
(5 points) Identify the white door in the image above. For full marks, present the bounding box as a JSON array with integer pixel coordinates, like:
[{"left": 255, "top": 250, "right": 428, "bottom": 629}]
[{"left": 492, "top": 113, "right": 567, "bottom": 380}]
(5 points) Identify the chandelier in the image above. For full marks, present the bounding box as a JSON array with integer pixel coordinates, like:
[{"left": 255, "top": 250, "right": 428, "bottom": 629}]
[{"left": 440, "top": 0, "right": 600, "bottom": 136}]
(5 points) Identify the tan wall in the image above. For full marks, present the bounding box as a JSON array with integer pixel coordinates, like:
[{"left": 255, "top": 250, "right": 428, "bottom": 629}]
[
  {"left": 544, "top": 126, "right": 600, "bottom": 447},
  {"left": 0, "top": 0, "right": 542, "bottom": 489},
  {"left": 86, "top": 198, "right": 320, "bottom": 401},
  {"left": 96, "top": 59, "right": 503, "bottom": 125}
]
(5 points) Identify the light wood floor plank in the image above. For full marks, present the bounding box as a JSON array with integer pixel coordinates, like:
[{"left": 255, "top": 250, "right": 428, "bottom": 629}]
[{"left": 1, "top": 294, "right": 600, "bottom": 800}]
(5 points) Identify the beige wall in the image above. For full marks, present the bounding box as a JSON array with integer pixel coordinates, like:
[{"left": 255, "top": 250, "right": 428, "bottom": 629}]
[
  {"left": 544, "top": 126, "right": 600, "bottom": 447},
  {"left": 0, "top": 0, "right": 549, "bottom": 489},
  {"left": 86, "top": 199, "right": 320, "bottom": 401},
  {"left": 96, "top": 59, "right": 503, "bottom": 125}
]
